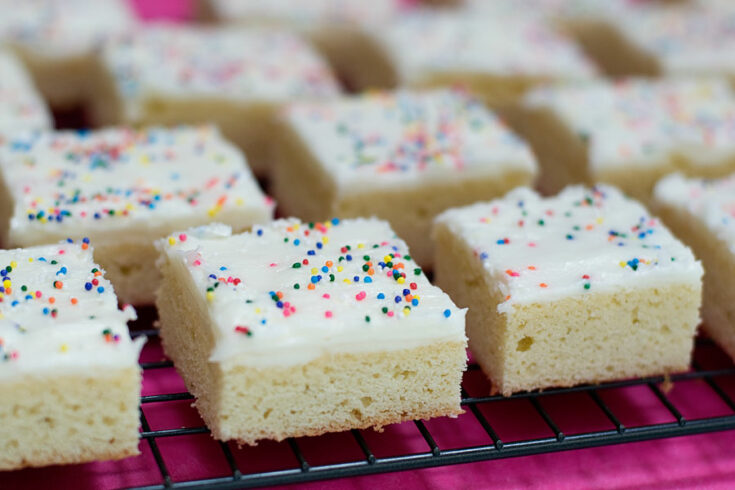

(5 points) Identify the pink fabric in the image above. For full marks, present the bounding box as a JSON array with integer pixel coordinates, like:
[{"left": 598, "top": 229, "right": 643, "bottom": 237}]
[{"left": 5, "top": 1, "right": 735, "bottom": 489}]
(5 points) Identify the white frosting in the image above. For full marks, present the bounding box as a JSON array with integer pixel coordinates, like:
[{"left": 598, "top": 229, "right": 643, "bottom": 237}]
[
  {"left": 101, "top": 24, "right": 341, "bottom": 122},
  {"left": 654, "top": 173, "right": 735, "bottom": 255},
  {"left": 615, "top": 3, "right": 735, "bottom": 77},
  {"left": 284, "top": 89, "right": 537, "bottom": 192},
  {"left": 436, "top": 185, "right": 703, "bottom": 313},
  {"left": 0, "top": 241, "right": 142, "bottom": 379},
  {"left": 1, "top": 125, "right": 274, "bottom": 247},
  {"left": 463, "top": 0, "right": 642, "bottom": 20},
  {"left": 0, "top": 50, "right": 51, "bottom": 133},
  {"left": 158, "top": 219, "right": 467, "bottom": 368},
  {"left": 372, "top": 10, "right": 596, "bottom": 85},
  {"left": 0, "top": 0, "right": 136, "bottom": 59},
  {"left": 525, "top": 78, "right": 735, "bottom": 172},
  {"left": 208, "top": 0, "right": 403, "bottom": 28}
]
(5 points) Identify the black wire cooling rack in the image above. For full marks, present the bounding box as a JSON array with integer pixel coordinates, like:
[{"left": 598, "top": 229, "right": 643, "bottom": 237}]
[{"left": 129, "top": 327, "right": 735, "bottom": 490}]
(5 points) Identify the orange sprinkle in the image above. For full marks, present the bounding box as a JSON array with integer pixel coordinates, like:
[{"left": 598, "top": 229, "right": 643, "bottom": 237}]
[
  {"left": 49, "top": 297, "right": 56, "bottom": 304},
  {"left": 307, "top": 283, "right": 316, "bottom": 290},
  {"left": 539, "top": 283, "right": 548, "bottom": 288},
  {"left": 70, "top": 298, "right": 78, "bottom": 305}
]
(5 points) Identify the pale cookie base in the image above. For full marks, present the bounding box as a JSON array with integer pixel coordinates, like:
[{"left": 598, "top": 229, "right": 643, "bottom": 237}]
[
  {"left": 434, "top": 221, "right": 701, "bottom": 396},
  {"left": 156, "top": 251, "right": 466, "bottom": 445},
  {"left": 655, "top": 202, "right": 735, "bottom": 362},
  {"left": 567, "top": 20, "right": 662, "bottom": 78},
  {"left": 502, "top": 105, "right": 735, "bottom": 200},
  {"left": 273, "top": 123, "right": 535, "bottom": 267},
  {"left": 0, "top": 368, "right": 141, "bottom": 470},
  {"left": 13, "top": 47, "right": 94, "bottom": 109}
]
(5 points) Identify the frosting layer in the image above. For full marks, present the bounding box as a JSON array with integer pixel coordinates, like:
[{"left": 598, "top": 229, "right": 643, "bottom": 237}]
[
  {"left": 373, "top": 11, "right": 596, "bottom": 84},
  {"left": 0, "top": 240, "right": 142, "bottom": 379},
  {"left": 284, "top": 89, "right": 537, "bottom": 191},
  {"left": 436, "top": 185, "right": 703, "bottom": 312},
  {"left": 0, "top": 0, "right": 136, "bottom": 58},
  {"left": 101, "top": 25, "right": 340, "bottom": 121},
  {"left": 1, "top": 126, "right": 274, "bottom": 246},
  {"left": 654, "top": 173, "right": 735, "bottom": 255},
  {"left": 158, "top": 219, "right": 466, "bottom": 368}
]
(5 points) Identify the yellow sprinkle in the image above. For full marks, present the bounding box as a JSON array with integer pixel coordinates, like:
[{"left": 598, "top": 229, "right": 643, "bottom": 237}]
[
  {"left": 293, "top": 223, "right": 300, "bottom": 230},
  {"left": 235, "top": 198, "right": 244, "bottom": 206},
  {"left": 60, "top": 344, "right": 68, "bottom": 353},
  {"left": 619, "top": 261, "right": 626, "bottom": 267},
  {"left": 255, "top": 307, "right": 261, "bottom": 314},
  {"left": 208, "top": 206, "right": 220, "bottom": 217},
  {"left": 168, "top": 237, "right": 176, "bottom": 246},
  {"left": 206, "top": 291, "right": 214, "bottom": 302},
  {"left": 28, "top": 258, "right": 33, "bottom": 263},
  {"left": 310, "top": 267, "right": 318, "bottom": 274},
  {"left": 384, "top": 255, "right": 392, "bottom": 262},
  {"left": 322, "top": 237, "right": 329, "bottom": 244},
  {"left": 357, "top": 243, "right": 364, "bottom": 249},
  {"left": 10, "top": 261, "right": 17, "bottom": 268},
  {"left": 343, "top": 279, "right": 351, "bottom": 284},
  {"left": 596, "top": 217, "right": 604, "bottom": 224},
  {"left": 397, "top": 277, "right": 405, "bottom": 284},
  {"left": 3, "top": 279, "right": 11, "bottom": 289},
  {"left": 337, "top": 266, "right": 344, "bottom": 272}
]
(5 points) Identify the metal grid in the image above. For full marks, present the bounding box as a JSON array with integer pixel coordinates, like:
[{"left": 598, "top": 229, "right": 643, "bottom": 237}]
[{"left": 130, "top": 329, "right": 735, "bottom": 490}]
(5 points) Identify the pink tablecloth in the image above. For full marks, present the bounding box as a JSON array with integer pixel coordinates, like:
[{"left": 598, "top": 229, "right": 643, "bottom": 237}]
[{"left": 5, "top": 1, "right": 735, "bottom": 488}]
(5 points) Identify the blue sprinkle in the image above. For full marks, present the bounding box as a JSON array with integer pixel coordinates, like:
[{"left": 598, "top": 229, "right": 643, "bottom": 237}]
[
  {"left": 84, "top": 282, "right": 93, "bottom": 291},
  {"left": 346, "top": 255, "right": 352, "bottom": 261},
  {"left": 412, "top": 298, "right": 419, "bottom": 306},
  {"left": 403, "top": 289, "right": 410, "bottom": 296},
  {"left": 377, "top": 293, "right": 385, "bottom": 299},
  {"left": 307, "top": 250, "right": 316, "bottom": 256},
  {"left": 294, "top": 239, "right": 300, "bottom": 246},
  {"left": 364, "top": 277, "right": 372, "bottom": 283},
  {"left": 443, "top": 309, "right": 451, "bottom": 318},
  {"left": 331, "top": 218, "right": 340, "bottom": 225},
  {"left": 394, "top": 296, "right": 401, "bottom": 303},
  {"left": 353, "top": 276, "right": 360, "bottom": 282},
  {"left": 316, "top": 242, "right": 323, "bottom": 249},
  {"left": 256, "top": 229, "right": 263, "bottom": 236},
  {"left": 311, "top": 276, "right": 319, "bottom": 284},
  {"left": 97, "top": 286, "right": 105, "bottom": 293}
]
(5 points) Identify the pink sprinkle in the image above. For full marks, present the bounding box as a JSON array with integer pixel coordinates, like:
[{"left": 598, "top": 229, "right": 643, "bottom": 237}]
[
  {"left": 193, "top": 260, "right": 201, "bottom": 266},
  {"left": 387, "top": 311, "right": 394, "bottom": 317},
  {"left": 270, "top": 263, "right": 277, "bottom": 267},
  {"left": 322, "top": 293, "right": 330, "bottom": 299},
  {"left": 356, "top": 291, "right": 366, "bottom": 301},
  {"left": 179, "top": 234, "right": 187, "bottom": 242},
  {"left": 35, "top": 291, "right": 42, "bottom": 298},
  {"left": 528, "top": 242, "right": 537, "bottom": 247},
  {"left": 325, "top": 311, "right": 333, "bottom": 318}
]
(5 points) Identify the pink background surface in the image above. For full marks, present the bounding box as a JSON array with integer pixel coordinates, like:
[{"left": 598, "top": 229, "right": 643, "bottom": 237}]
[{"left": 5, "top": 1, "right": 735, "bottom": 488}]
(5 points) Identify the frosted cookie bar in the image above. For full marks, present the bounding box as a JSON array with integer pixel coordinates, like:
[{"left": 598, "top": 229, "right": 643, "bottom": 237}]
[
  {"left": 274, "top": 90, "right": 538, "bottom": 267},
  {"left": 317, "top": 10, "right": 596, "bottom": 107},
  {"left": 93, "top": 25, "right": 340, "bottom": 175},
  {"left": 0, "top": 126, "right": 274, "bottom": 305},
  {"left": 510, "top": 78, "right": 735, "bottom": 198},
  {"left": 0, "top": 240, "right": 142, "bottom": 470},
  {"left": 573, "top": 2, "right": 735, "bottom": 79},
  {"left": 0, "top": 0, "right": 136, "bottom": 108},
  {"left": 156, "top": 219, "right": 467, "bottom": 444},
  {"left": 434, "top": 185, "right": 703, "bottom": 396},
  {"left": 0, "top": 50, "right": 51, "bottom": 133},
  {"left": 654, "top": 173, "right": 735, "bottom": 362}
]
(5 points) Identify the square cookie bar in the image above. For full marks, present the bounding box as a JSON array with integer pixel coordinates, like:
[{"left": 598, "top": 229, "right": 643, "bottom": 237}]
[
  {"left": 573, "top": 2, "right": 735, "bottom": 79},
  {"left": 0, "top": 240, "right": 142, "bottom": 470},
  {"left": 316, "top": 10, "right": 596, "bottom": 107},
  {"left": 0, "top": 126, "right": 274, "bottom": 305},
  {"left": 155, "top": 219, "right": 467, "bottom": 444},
  {"left": 93, "top": 25, "right": 340, "bottom": 175},
  {"left": 274, "top": 89, "right": 538, "bottom": 267},
  {"left": 654, "top": 173, "right": 735, "bottom": 362},
  {"left": 0, "top": 0, "right": 136, "bottom": 108},
  {"left": 509, "top": 78, "right": 735, "bottom": 199},
  {"left": 0, "top": 50, "right": 51, "bottom": 133},
  {"left": 434, "top": 185, "right": 703, "bottom": 396}
]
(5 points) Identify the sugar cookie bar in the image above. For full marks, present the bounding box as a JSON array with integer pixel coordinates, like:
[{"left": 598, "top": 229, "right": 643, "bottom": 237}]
[
  {"left": 0, "top": 240, "right": 142, "bottom": 470},
  {"left": 156, "top": 219, "right": 467, "bottom": 444},
  {"left": 316, "top": 10, "right": 596, "bottom": 107},
  {"left": 573, "top": 2, "right": 735, "bottom": 79},
  {"left": 274, "top": 89, "right": 538, "bottom": 267},
  {"left": 0, "top": 126, "right": 274, "bottom": 305},
  {"left": 93, "top": 25, "right": 340, "bottom": 175},
  {"left": 0, "top": 0, "right": 136, "bottom": 108},
  {"left": 654, "top": 173, "right": 735, "bottom": 362},
  {"left": 0, "top": 50, "right": 51, "bottom": 133},
  {"left": 509, "top": 78, "right": 735, "bottom": 198},
  {"left": 434, "top": 185, "right": 703, "bottom": 396}
]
